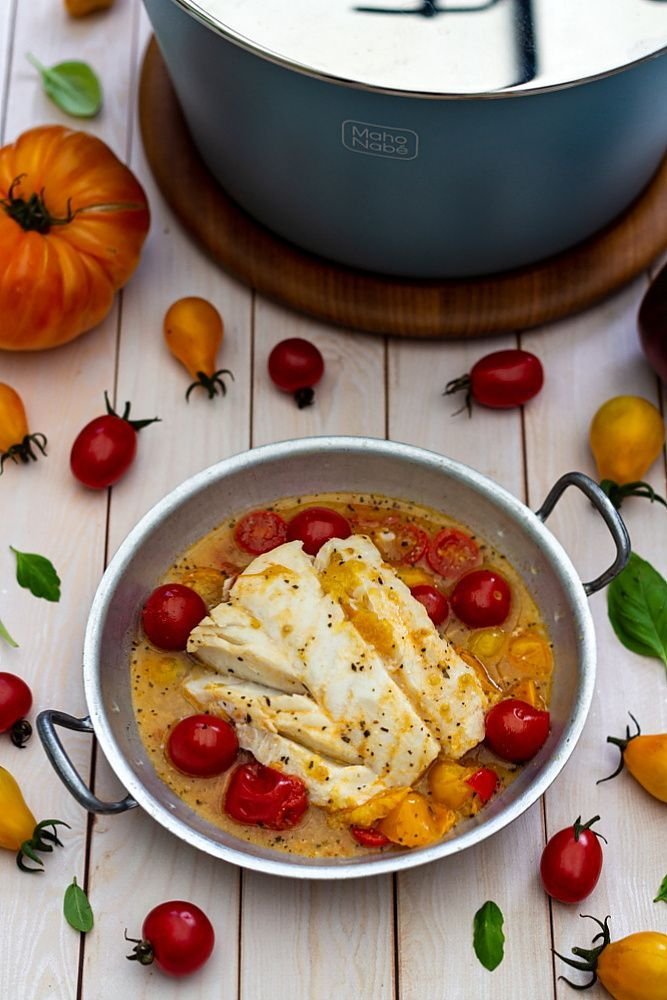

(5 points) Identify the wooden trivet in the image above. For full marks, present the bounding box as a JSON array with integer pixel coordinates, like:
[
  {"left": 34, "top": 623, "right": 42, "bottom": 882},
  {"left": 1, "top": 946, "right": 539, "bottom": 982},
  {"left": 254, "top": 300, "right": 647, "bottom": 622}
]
[{"left": 139, "top": 38, "right": 667, "bottom": 339}]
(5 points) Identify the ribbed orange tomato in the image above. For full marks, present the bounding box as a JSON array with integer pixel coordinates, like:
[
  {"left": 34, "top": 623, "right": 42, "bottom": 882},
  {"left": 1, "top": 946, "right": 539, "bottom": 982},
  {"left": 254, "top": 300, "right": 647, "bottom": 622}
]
[{"left": 0, "top": 125, "right": 150, "bottom": 351}]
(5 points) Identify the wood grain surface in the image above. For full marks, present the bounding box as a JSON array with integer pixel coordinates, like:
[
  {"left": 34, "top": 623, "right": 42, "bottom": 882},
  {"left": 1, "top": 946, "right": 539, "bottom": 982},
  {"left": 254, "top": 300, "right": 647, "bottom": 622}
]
[
  {"left": 139, "top": 37, "right": 667, "bottom": 340},
  {"left": 1, "top": 4, "right": 666, "bottom": 999}
]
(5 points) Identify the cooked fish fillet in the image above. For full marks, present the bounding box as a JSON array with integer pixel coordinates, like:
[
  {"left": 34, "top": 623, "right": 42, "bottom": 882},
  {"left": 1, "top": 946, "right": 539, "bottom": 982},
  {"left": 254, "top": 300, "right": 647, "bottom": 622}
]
[
  {"left": 186, "top": 540, "right": 440, "bottom": 805},
  {"left": 315, "top": 534, "right": 486, "bottom": 757}
]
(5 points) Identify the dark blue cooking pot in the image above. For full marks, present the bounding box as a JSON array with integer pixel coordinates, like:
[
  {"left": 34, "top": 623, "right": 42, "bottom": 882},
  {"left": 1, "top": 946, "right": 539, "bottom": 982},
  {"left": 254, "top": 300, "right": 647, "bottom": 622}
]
[{"left": 142, "top": 0, "right": 667, "bottom": 278}]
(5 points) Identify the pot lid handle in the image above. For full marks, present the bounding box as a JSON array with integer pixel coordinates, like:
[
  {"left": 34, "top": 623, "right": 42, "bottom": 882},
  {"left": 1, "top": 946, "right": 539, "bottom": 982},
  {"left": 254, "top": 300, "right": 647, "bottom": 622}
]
[
  {"left": 535, "top": 471, "right": 631, "bottom": 596},
  {"left": 37, "top": 710, "right": 138, "bottom": 815}
]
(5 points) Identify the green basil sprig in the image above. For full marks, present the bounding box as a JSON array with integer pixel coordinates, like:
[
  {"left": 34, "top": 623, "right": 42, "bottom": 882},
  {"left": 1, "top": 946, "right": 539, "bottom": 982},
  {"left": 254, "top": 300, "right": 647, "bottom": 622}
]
[
  {"left": 655, "top": 875, "right": 667, "bottom": 904},
  {"left": 473, "top": 900, "right": 505, "bottom": 971},
  {"left": 27, "top": 54, "right": 102, "bottom": 118},
  {"left": 11, "top": 547, "right": 61, "bottom": 602},
  {"left": 64, "top": 877, "right": 94, "bottom": 933},
  {"left": 607, "top": 552, "right": 667, "bottom": 672},
  {"left": 0, "top": 617, "right": 18, "bottom": 648}
]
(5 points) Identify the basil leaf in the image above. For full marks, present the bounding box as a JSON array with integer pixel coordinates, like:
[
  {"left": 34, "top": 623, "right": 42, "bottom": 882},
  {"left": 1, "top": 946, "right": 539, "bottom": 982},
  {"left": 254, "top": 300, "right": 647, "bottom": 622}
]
[
  {"left": 11, "top": 547, "right": 61, "bottom": 602},
  {"left": 473, "top": 900, "right": 505, "bottom": 971},
  {"left": 655, "top": 875, "right": 667, "bottom": 904},
  {"left": 607, "top": 552, "right": 667, "bottom": 669},
  {"left": 64, "top": 877, "right": 94, "bottom": 933},
  {"left": 0, "top": 617, "right": 18, "bottom": 648},
  {"left": 27, "top": 54, "right": 102, "bottom": 118}
]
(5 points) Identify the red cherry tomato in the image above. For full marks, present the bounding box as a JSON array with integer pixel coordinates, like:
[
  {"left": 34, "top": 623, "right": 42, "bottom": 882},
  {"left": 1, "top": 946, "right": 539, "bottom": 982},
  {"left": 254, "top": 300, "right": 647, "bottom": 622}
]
[
  {"left": 127, "top": 900, "right": 215, "bottom": 977},
  {"left": 485, "top": 698, "right": 550, "bottom": 763},
  {"left": 451, "top": 569, "right": 511, "bottom": 627},
  {"left": 224, "top": 761, "right": 309, "bottom": 830},
  {"left": 142, "top": 584, "right": 208, "bottom": 651},
  {"left": 234, "top": 510, "right": 288, "bottom": 555},
  {"left": 350, "top": 825, "right": 391, "bottom": 848},
  {"left": 540, "top": 816, "right": 605, "bottom": 903},
  {"left": 0, "top": 672, "right": 32, "bottom": 747},
  {"left": 167, "top": 715, "right": 239, "bottom": 777},
  {"left": 426, "top": 528, "right": 481, "bottom": 581},
  {"left": 287, "top": 506, "right": 351, "bottom": 555},
  {"left": 445, "top": 349, "right": 544, "bottom": 411},
  {"left": 70, "top": 394, "right": 159, "bottom": 489},
  {"left": 465, "top": 766, "right": 499, "bottom": 804},
  {"left": 356, "top": 516, "right": 428, "bottom": 565},
  {"left": 268, "top": 338, "right": 324, "bottom": 408},
  {"left": 410, "top": 584, "right": 449, "bottom": 626}
]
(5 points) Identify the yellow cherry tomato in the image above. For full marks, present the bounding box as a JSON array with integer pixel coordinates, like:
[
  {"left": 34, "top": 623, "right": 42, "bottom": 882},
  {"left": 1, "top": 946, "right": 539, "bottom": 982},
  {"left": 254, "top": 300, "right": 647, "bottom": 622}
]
[
  {"left": 468, "top": 627, "right": 506, "bottom": 662},
  {"left": 178, "top": 566, "right": 228, "bottom": 608},
  {"left": 507, "top": 678, "right": 544, "bottom": 709},
  {"left": 163, "top": 297, "right": 233, "bottom": 401},
  {"left": 601, "top": 714, "right": 667, "bottom": 803},
  {"left": 0, "top": 765, "right": 68, "bottom": 871},
  {"left": 589, "top": 396, "right": 666, "bottom": 508},
  {"left": 557, "top": 916, "right": 667, "bottom": 1000},
  {"left": 428, "top": 760, "right": 475, "bottom": 809},
  {"left": 378, "top": 791, "right": 455, "bottom": 848},
  {"left": 342, "top": 787, "right": 410, "bottom": 829},
  {"left": 0, "top": 383, "right": 47, "bottom": 471},
  {"left": 394, "top": 565, "right": 434, "bottom": 588},
  {"left": 507, "top": 632, "right": 553, "bottom": 678}
]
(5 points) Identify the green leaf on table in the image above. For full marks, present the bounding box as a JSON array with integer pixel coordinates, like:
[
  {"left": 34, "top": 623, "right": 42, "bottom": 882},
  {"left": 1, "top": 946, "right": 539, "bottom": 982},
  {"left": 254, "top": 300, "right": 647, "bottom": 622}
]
[
  {"left": 27, "top": 53, "right": 102, "bottom": 118},
  {"left": 0, "top": 617, "right": 18, "bottom": 648},
  {"left": 607, "top": 552, "right": 667, "bottom": 671},
  {"left": 655, "top": 875, "right": 667, "bottom": 904},
  {"left": 11, "top": 547, "right": 61, "bottom": 602},
  {"left": 473, "top": 900, "right": 505, "bottom": 971},
  {"left": 64, "top": 877, "right": 94, "bottom": 933}
]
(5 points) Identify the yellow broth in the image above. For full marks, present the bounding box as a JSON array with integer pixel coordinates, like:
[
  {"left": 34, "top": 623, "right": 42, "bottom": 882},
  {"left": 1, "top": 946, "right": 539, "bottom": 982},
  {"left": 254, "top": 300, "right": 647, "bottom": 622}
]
[{"left": 131, "top": 493, "right": 553, "bottom": 858}]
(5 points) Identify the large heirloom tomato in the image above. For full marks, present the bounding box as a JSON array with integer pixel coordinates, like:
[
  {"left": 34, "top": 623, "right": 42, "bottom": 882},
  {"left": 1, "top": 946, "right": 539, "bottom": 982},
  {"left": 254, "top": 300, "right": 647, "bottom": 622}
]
[{"left": 0, "top": 126, "right": 150, "bottom": 351}]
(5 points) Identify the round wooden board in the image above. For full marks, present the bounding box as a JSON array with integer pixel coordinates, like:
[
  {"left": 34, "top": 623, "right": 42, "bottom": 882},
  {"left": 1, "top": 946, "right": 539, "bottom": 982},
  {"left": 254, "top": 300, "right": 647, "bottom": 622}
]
[{"left": 139, "top": 38, "right": 667, "bottom": 339}]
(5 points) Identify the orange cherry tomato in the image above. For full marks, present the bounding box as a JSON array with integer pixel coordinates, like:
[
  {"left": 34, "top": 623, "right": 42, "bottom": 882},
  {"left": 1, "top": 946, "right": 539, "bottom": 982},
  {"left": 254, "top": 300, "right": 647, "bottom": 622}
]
[
  {"left": 0, "top": 125, "right": 149, "bottom": 351},
  {"left": 164, "top": 297, "right": 233, "bottom": 401},
  {"left": 378, "top": 791, "right": 455, "bottom": 848},
  {"left": 0, "top": 384, "right": 47, "bottom": 472}
]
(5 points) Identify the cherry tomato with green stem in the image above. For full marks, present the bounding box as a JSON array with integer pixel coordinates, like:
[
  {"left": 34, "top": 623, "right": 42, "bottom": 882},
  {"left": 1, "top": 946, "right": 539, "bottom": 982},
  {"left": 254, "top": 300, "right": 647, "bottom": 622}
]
[
  {"left": 70, "top": 392, "right": 159, "bottom": 489},
  {"left": 126, "top": 900, "right": 215, "bottom": 977},
  {"left": 444, "top": 349, "right": 544, "bottom": 413},
  {"left": 540, "top": 815, "right": 606, "bottom": 904},
  {"left": 0, "top": 672, "right": 32, "bottom": 748}
]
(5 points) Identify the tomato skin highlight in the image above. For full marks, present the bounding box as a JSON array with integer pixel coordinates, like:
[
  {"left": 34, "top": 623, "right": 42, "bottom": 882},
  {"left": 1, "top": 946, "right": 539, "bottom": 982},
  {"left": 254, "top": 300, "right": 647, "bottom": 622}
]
[
  {"left": 469, "top": 350, "right": 544, "bottom": 408},
  {"left": 167, "top": 715, "right": 239, "bottom": 777},
  {"left": 133, "top": 901, "right": 215, "bottom": 977},
  {"left": 0, "top": 673, "right": 32, "bottom": 734},
  {"left": 540, "top": 816, "right": 604, "bottom": 904},
  {"left": 350, "top": 825, "right": 391, "bottom": 848},
  {"left": 234, "top": 510, "right": 288, "bottom": 555},
  {"left": 70, "top": 414, "right": 137, "bottom": 489},
  {"left": 287, "top": 506, "right": 351, "bottom": 555},
  {"left": 224, "top": 761, "right": 309, "bottom": 830},
  {"left": 426, "top": 528, "right": 480, "bottom": 581},
  {"left": 451, "top": 569, "right": 511, "bottom": 628},
  {"left": 485, "top": 698, "right": 550, "bottom": 762},
  {"left": 142, "top": 584, "right": 208, "bottom": 651},
  {"left": 410, "top": 584, "right": 449, "bottom": 626}
]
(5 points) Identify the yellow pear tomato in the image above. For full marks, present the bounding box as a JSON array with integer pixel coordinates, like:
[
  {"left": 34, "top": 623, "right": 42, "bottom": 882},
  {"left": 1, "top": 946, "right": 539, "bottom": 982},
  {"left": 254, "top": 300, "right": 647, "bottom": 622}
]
[
  {"left": 589, "top": 396, "right": 666, "bottom": 509},
  {"left": 164, "top": 297, "right": 233, "bottom": 401},
  {"left": 600, "top": 714, "right": 667, "bottom": 803},
  {"left": 0, "top": 383, "right": 47, "bottom": 472}
]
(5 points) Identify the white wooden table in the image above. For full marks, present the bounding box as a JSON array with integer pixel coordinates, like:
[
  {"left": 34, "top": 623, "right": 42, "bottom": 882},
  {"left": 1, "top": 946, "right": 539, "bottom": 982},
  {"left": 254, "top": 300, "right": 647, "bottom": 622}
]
[{"left": 2, "top": 2, "right": 666, "bottom": 997}]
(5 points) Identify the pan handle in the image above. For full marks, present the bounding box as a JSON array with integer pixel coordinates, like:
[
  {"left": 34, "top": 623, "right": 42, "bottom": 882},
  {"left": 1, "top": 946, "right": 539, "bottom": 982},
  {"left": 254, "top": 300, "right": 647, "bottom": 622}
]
[
  {"left": 535, "top": 471, "right": 631, "bottom": 596},
  {"left": 37, "top": 710, "right": 137, "bottom": 815}
]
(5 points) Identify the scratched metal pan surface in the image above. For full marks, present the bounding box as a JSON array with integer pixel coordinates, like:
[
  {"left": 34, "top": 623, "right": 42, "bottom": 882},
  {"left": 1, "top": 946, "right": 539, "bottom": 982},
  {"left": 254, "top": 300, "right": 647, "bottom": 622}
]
[{"left": 39, "top": 437, "right": 629, "bottom": 879}]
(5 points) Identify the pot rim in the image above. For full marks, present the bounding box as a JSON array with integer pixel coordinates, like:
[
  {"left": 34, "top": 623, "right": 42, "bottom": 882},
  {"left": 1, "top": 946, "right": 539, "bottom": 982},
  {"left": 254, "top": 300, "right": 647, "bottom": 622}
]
[
  {"left": 162, "top": 0, "right": 667, "bottom": 102},
  {"left": 83, "top": 436, "right": 596, "bottom": 879}
]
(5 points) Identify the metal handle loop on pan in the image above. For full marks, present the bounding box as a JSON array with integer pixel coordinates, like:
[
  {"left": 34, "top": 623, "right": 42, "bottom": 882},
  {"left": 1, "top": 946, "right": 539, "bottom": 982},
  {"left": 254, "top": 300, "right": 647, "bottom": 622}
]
[
  {"left": 37, "top": 710, "right": 138, "bottom": 815},
  {"left": 535, "top": 471, "right": 631, "bottom": 596}
]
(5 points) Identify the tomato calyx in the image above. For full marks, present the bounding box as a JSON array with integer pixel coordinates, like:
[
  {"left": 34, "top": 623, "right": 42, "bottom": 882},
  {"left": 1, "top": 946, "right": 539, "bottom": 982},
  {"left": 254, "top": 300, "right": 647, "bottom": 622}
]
[
  {"left": 104, "top": 391, "right": 160, "bottom": 432},
  {"left": 0, "top": 432, "right": 48, "bottom": 473},
  {"left": 9, "top": 718, "right": 32, "bottom": 749},
  {"left": 572, "top": 815, "right": 607, "bottom": 845},
  {"left": 1, "top": 174, "right": 77, "bottom": 234},
  {"left": 597, "top": 711, "right": 641, "bottom": 785},
  {"left": 16, "top": 818, "right": 70, "bottom": 873},
  {"left": 185, "top": 368, "right": 235, "bottom": 403},
  {"left": 600, "top": 478, "right": 667, "bottom": 510},
  {"left": 442, "top": 374, "right": 472, "bottom": 416},
  {"left": 553, "top": 914, "right": 612, "bottom": 991},
  {"left": 125, "top": 930, "right": 156, "bottom": 967}
]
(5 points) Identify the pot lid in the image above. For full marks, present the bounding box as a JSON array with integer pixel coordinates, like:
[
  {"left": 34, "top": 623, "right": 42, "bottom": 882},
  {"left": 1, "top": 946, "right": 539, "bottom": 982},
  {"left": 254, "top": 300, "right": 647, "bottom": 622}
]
[{"left": 178, "top": 0, "right": 667, "bottom": 97}]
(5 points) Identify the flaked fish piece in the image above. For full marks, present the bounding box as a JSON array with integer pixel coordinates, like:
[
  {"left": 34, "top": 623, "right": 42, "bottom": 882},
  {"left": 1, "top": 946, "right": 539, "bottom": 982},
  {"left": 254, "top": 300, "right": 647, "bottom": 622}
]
[
  {"left": 187, "top": 540, "right": 439, "bottom": 791},
  {"left": 185, "top": 673, "right": 364, "bottom": 767},
  {"left": 315, "top": 535, "right": 486, "bottom": 758}
]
